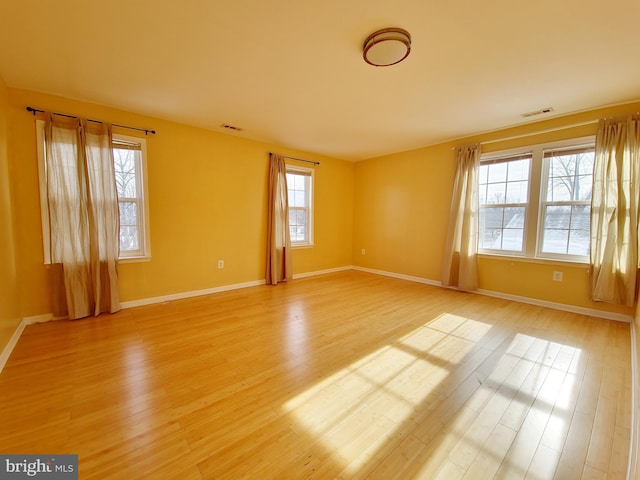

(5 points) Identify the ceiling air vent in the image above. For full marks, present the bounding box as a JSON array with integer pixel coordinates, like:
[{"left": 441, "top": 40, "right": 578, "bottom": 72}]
[
  {"left": 220, "top": 123, "right": 243, "bottom": 131},
  {"left": 521, "top": 107, "right": 554, "bottom": 118}
]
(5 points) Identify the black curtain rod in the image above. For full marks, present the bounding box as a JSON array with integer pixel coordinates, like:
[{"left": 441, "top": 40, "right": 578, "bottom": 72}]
[
  {"left": 26, "top": 107, "right": 156, "bottom": 135},
  {"left": 270, "top": 152, "right": 320, "bottom": 165}
]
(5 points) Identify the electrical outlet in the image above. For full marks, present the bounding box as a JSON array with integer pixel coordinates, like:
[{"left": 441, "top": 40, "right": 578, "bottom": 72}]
[
  {"left": 553, "top": 271, "right": 563, "bottom": 281},
  {"left": 361, "top": 249, "right": 366, "bottom": 255},
  {"left": 217, "top": 260, "right": 224, "bottom": 269}
]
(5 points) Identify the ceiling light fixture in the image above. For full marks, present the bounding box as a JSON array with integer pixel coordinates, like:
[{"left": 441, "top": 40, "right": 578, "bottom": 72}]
[{"left": 363, "top": 28, "right": 411, "bottom": 67}]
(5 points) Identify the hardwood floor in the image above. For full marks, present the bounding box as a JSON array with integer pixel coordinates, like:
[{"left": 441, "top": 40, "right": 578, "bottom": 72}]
[{"left": 0, "top": 270, "right": 631, "bottom": 479}]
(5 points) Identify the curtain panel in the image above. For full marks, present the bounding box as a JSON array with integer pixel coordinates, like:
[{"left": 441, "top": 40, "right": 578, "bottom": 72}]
[
  {"left": 266, "top": 153, "right": 292, "bottom": 285},
  {"left": 442, "top": 144, "right": 481, "bottom": 292},
  {"left": 44, "top": 114, "right": 121, "bottom": 319},
  {"left": 590, "top": 115, "right": 640, "bottom": 306}
]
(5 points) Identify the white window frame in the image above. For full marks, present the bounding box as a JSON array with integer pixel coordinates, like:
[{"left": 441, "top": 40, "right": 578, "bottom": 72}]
[
  {"left": 286, "top": 165, "right": 314, "bottom": 247},
  {"left": 537, "top": 144, "right": 594, "bottom": 262},
  {"left": 36, "top": 121, "right": 151, "bottom": 263},
  {"left": 479, "top": 135, "right": 595, "bottom": 263},
  {"left": 478, "top": 152, "right": 533, "bottom": 255},
  {"left": 112, "top": 134, "right": 151, "bottom": 261}
]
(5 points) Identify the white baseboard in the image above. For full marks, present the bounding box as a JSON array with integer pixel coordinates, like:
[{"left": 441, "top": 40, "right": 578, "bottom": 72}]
[
  {"left": 0, "top": 318, "right": 27, "bottom": 373},
  {"left": 23, "top": 313, "right": 61, "bottom": 324},
  {"left": 352, "top": 265, "right": 632, "bottom": 323},
  {"left": 293, "top": 265, "right": 353, "bottom": 280},
  {"left": 120, "top": 279, "right": 267, "bottom": 309},
  {"left": 477, "top": 288, "right": 632, "bottom": 323},
  {"left": 352, "top": 266, "right": 441, "bottom": 287}
]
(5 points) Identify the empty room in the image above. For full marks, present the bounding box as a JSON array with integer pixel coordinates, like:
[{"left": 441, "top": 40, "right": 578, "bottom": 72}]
[{"left": 1, "top": 1, "right": 640, "bottom": 479}]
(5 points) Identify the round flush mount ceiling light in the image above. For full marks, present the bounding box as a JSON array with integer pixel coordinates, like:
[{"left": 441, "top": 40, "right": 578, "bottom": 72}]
[{"left": 362, "top": 28, "right": 411, "bottom": 67}]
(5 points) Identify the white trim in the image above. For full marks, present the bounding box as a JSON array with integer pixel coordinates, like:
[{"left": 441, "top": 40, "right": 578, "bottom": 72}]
[
  {"left": 120, "top": 279, "right": 267, "bottom": 309},
  {"left": 352, "top": 266, "right": 441, "bottom": 287},
  {"left": 293, "top": 265, "right": 352, "bottom": 279},
  {"left": 476, "top": 288, "right": 631, "bottom": 323},
  {"left": 0, "top": 319, "right": 27, "bottom": 373},
  {"left": 629, "top": 318, "right": 639, "bottom": 480},
  {"left": 23, "top": 313, "right": 62, "bottom": 324},
  {"left": 352, "top": 266, "right": 631, "bottom": 323}
]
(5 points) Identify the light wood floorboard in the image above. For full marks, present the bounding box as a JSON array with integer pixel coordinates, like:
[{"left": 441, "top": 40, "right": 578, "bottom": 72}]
[{"left": 0, "top": 270, "right": 631, "bottom": 479}]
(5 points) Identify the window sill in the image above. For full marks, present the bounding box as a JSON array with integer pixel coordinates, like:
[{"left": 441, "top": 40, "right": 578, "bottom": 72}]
[
  {"left": 119, "top": 255, "right": 151, "bottom": 264},
  {"left": 477, "top": 252, "right": 588, "bottom": 268},
  {"left": 291, "top": 243, "right": 314, "bottom": 250}
]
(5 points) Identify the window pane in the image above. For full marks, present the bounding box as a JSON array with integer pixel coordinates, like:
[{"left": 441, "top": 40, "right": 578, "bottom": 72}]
[
  {"left": 548, "top": 177, "right": 572, "bottom": 202},
  {"left": 542, "top": 229, "right": 569, "bottom": 254},
  {"left": 288, "top": 208, "right": 307, "bottom": 242},
  {"left": 570, "top": 205, "right": 590, "bottom": 230},
  {"left": 478, "top": 206, "right": 524, "bottom": 251},
  {"left": 544, "top": 205, "right": 571, "bottom": 229},
  {"left": 113, "top": 149, "right": 138, "bottom": 197},
  {"left": 119, "top": 201, "right": 139, "bottom": 253},
  {"left": 487, "top": 163, "right": 507, "bottom": 183},
  {"left": 480, "top": 207, "right": 503, "bottom": 229},
  {"left": 502, "top": 229, "right": 524, "bottom": 250},
  {"left": 504, "top": 207, "right": 525, "bottom": 228},
  {"left": 486, "top": 183, "right": 506, "bottom": 204},
  {"left": 119, "top": 201, "right": 138, "bottom": 227},
  {"left": 120, "top": 225, "right": 139, "bottom": 251},
  {"left": 576, "top": 175, "right": 592, "bottom": 201},
  {"left": 292, "top": 190, "right": 305, "bottom": 207},
  {"left": 507, "top": 159, "right": 530, "bottom": 181},
  {"left": 568, "top": 229, "right": 590, "bottom": 256},
  {"left": 577, "top": 152, "right": 594, "bottom": 175},
  {"left": 505, "top": 181, "right": 528, "bottom": 203},
  {"left": 480, "top": 229, "right": 502, "bottom": 249}
]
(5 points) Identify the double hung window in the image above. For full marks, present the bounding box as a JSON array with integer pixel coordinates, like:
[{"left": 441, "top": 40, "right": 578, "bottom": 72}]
[
  {"left": 37, "top": 121, "right": 150, "bottom": 261},
  {"left": 286, "top": 166, "right": 314, "bottom": 246},
  {"left": 477, "top": 137, "right": 594, "bottom": 262}
]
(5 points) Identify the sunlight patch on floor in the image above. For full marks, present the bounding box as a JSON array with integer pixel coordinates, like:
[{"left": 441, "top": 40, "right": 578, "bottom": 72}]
[{"left": 283, "top": 313, "right": 494, "bottom": 473}]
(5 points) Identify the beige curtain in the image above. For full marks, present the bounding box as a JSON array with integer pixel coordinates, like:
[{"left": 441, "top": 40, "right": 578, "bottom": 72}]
[
  {"left": 44, "top": 114, "right": 121, "bottom": 319},
  {"left": 266, "top": 153, "right": 292, "bottom": 284},
  {"left": 442, "top": 144, "right": 481, "bottom": 291},
  {"left": 590, "top": 115, "right": 640, "bottom": 306}
]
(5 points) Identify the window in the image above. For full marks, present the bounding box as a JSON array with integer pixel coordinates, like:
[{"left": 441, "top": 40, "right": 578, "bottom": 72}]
[
  {"left": 37, "top": 121, "right": 150, "bottom": 262},
  {"left": 286, "top": 166, "right": 314, "bottom": 246},
  {"left": 478, "top": 136, "right": 594, "bottom": 262},
  {"left": 539, "top": 147, "right": 594, "bottom": 259},
  {"left": 112, "top": 135, "right": 150, "bottom": 258},
  {"left": 478, "top": 153, "right": 531, "bottom": 252}
]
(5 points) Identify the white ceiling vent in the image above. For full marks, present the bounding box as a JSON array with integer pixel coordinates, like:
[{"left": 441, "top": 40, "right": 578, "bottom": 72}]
[
  {"left": 521, "top": 107, "right": 554, "bottom": 118},
  {"left": 220, "top": 123, "right": 243, "bottom": 131}
]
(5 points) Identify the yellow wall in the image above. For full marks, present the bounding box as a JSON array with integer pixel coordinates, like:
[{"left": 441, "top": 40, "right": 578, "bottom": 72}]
[
  {"left": 5, "top": 85, "right": 639, "bottom": 321},
  {"left": 0, "top": 76, "right": 21, "bottom": 351},
  {"left": 7, "top": 88, "right": 354, "bottom": 317},
  {"left": 354, "top": 102, "right": 640, "bottom": 318}
]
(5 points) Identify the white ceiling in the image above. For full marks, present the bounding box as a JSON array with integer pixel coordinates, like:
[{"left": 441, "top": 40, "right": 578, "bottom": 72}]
[{"left": 1, "top": 0, "right": 639, "bottom": 161}]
